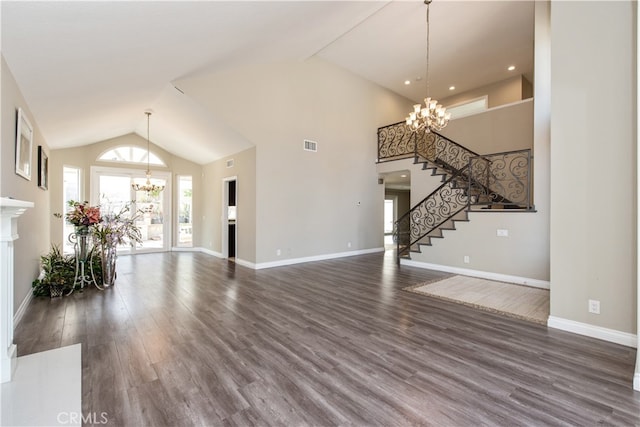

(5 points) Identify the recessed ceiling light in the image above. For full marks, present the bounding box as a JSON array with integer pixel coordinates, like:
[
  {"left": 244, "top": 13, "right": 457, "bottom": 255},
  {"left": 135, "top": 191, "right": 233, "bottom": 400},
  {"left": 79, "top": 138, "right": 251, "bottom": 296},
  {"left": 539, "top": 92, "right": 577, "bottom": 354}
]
[
  {"left": 449, "top": 86, "right": 456, "bottom": 91},
  {"left": 404, "top": 80, "right": 411, "bottom": 85},
  {"left": 508, "top": 65, "right": 516, "bottom": 71},
  {"left": 400, "top": 174, "right": 407, "bottom": 178}
]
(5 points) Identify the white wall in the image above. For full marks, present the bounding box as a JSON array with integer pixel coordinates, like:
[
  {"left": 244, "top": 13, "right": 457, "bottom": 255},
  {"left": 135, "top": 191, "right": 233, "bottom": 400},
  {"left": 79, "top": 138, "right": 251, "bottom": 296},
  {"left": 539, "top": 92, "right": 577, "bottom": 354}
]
[
  {"left": 533, "top": 0, "right": 551, "bottom": 286},
  {"left": 440, "top": 75, "right": 531, "bottom": 109},
  {"left": 201, "top": 147, "right": 256, "bottom": 263},
  {"left": 550, "top": 1, "right": 636, "bottom": 334},
  {"left": 441, "top": 99, "right": 533, "bottom": 155},
  {"left": 177, "top": 58, "right": 413, "bottom": 265},
  {"left": 1, "top": 56, "right": 51, "bottom": 314}
]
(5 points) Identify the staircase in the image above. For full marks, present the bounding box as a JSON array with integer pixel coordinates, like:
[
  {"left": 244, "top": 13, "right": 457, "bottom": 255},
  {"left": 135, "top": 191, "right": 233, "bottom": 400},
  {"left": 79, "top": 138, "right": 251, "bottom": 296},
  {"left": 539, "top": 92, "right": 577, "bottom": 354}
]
[{"left": 378, "top": 121, "right": 534, "bottom": 261}]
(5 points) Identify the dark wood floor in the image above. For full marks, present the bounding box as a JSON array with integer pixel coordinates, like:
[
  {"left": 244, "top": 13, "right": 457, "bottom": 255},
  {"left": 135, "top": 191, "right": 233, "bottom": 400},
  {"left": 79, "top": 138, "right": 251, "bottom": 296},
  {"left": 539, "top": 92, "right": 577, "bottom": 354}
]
[{"left": 15, "top": 251, "right": 640, "bottom": 426}]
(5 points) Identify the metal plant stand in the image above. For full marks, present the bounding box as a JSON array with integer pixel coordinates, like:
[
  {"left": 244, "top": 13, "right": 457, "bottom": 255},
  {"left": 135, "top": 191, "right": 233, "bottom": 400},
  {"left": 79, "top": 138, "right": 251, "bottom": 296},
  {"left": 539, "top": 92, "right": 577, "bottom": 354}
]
[{"left": 67, "top": 226, "right": 101, "bottom": 295}]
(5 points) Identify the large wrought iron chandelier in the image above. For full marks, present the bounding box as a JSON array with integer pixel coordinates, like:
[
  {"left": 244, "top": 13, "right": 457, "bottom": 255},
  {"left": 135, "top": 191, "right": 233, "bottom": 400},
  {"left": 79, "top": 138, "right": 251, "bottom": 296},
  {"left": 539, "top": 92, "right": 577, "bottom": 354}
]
[
  {"left": 405, "top": 0, "right": 450, "bottom": 133},
  {"left": 132, "top": 111, "right": 165, "bottom": 194}
]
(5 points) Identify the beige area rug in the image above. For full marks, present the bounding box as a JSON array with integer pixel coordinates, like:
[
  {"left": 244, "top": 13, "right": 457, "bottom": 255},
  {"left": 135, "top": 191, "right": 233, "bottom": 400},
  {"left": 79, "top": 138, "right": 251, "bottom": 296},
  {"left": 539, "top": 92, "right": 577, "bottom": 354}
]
[{"left": 405, "top": 275, "right": 549, "bottom": 324}]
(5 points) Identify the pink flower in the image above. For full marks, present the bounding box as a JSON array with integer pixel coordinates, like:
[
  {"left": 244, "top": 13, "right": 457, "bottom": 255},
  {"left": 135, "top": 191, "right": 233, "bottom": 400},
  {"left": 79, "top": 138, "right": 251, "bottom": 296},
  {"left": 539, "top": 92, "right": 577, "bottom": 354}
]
[
  {"left": 65, "top": 201, "right": 101, "bottom": 226},
  {"left": 85, "top": 207, "right": 101, "bottom": 225}
]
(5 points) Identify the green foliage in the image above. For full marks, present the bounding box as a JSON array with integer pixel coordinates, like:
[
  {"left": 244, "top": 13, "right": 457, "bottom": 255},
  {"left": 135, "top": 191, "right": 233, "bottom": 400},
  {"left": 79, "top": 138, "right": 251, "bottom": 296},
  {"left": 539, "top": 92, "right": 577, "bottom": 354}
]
[{"left": 32, "top": 245, "right": 103, "bottom": 297}]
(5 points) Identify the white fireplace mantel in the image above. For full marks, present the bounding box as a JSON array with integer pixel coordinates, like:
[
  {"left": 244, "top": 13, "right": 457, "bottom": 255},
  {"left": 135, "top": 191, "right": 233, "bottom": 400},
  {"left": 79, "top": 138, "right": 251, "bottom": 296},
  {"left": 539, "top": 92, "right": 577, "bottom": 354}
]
[{"left": 0, "top": 197, "right": 34, "bottom": 383}]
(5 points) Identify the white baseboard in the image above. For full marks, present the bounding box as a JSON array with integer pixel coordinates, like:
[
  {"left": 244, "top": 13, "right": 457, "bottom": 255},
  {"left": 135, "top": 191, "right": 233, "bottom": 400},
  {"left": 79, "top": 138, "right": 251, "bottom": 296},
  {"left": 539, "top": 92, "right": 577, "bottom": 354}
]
[
  {"left": 547, "top": 316, "right": 637, "bottom": 348},
  {"left": 196, "top": 247, "right": 385, "bottom": 270},
  {"left": 171, "top": 246, "right": 199, "bottom": 252},
  {"left": 14, "top": 291, "right": 32, "bottom": 327},
  {"left": 634, "top": 371, "right": 640, "bottom": 391},
  {"left": 251, "top": 247, "right": 385, "bottom": 270},
  {"left": 197, "top": 247, "right": 224, "bottom": 258},
  {"left": 235, "top": 258, "right": 256, "bottom": 269},
  {"left": 400, "top": 259, "right": 550, "bottom": 289},
  {"left": 171, "top": 246, "right": 225, "bottom": 259}
]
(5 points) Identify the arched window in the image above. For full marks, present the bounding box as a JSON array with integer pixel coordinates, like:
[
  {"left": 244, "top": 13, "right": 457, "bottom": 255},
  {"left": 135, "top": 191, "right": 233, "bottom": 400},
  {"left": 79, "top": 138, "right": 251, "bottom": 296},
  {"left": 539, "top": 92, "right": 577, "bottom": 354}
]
[{"left": 98, "top": 146, "right": 166, "bottom": 166}]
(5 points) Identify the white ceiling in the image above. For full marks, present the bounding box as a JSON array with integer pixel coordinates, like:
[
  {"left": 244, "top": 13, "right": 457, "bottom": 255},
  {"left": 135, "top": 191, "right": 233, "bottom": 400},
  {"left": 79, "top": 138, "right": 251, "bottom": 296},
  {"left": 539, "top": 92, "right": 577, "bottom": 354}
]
[{"left": 1, "top": 1, "right": 534, "bottom": 165}]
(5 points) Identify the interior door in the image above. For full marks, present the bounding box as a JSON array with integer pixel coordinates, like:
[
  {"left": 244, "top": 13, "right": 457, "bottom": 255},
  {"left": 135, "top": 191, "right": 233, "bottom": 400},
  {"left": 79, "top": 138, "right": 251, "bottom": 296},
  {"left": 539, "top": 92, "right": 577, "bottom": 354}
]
[{"left": 222, "top": 176, "right": 237, "bottom": 259}]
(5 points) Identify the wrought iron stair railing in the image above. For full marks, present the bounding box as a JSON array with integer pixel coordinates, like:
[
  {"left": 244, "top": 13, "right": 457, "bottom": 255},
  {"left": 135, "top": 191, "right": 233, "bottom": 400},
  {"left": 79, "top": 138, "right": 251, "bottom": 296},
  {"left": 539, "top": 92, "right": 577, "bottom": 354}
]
[
  {"left": 394, "top": 167, "right": 474, "bottom": 259},
  {"left": 416, "top": 130, "right": 481, "bottom": 175},
  {"left": 378, "top": 121, "right": 481, "bottom": 181},
  {"left": 379, "top": 120, "right": 534, "bottom": 261}
]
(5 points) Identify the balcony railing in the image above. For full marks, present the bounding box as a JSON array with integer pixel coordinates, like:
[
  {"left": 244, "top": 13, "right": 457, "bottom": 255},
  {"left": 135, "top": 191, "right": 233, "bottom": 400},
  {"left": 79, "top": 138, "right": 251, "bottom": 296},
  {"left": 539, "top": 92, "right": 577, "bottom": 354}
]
[{"left": 467, "top": 149, "right": 533, "bottom": 211}]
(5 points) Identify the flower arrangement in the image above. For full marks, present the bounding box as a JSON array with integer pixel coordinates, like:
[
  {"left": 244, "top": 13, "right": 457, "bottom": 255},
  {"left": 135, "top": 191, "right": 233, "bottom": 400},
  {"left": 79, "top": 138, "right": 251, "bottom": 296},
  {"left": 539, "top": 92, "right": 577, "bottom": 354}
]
[
  {"left": 92, "top": 202, "right": 143, "bottom": 287},
  {"left": 92, "top": 202, "right": 143, "bottom": 248},
  {"left": 63, "top": 201, "right": 101, "bottom": 227},
  {"left": 56, "top": 200, "right": 142, "bottom": 246},
  {"left": 51, "top": 199, "right": 143, "bottom": 289}
]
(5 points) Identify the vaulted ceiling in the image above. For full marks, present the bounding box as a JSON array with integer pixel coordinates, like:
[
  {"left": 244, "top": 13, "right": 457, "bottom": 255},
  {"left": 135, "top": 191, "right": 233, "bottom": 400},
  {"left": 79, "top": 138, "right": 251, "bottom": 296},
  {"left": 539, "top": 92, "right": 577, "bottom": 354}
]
[{"left": 1, "top": 1, "right": 534, "bottom": 165}]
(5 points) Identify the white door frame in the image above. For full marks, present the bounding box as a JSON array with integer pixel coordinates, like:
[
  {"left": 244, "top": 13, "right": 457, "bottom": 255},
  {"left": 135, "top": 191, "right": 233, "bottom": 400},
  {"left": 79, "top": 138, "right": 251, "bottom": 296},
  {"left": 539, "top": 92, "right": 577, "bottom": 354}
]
[
  {"left": 91, "top": 166, "right": 172, "bottom": 254},
  {"left": 221, "top": 176, "right": 237, "bottom": 259}
]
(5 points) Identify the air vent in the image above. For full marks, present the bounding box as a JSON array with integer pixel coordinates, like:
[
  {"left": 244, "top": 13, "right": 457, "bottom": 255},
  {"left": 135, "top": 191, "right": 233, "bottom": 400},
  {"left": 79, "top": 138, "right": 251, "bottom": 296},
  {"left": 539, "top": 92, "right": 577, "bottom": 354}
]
[
  {"left": 226, "top": 159, "right": 234, "bottom": 168},
  {"left": 303, "top": 139, "right": 317, "bottom": 152}
]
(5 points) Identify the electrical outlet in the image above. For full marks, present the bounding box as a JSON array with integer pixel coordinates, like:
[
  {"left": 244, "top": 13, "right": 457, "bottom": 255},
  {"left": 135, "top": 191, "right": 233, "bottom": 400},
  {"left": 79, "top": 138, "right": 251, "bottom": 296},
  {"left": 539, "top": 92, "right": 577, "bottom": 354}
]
[
  {"left": 276, "top": 249, "right": 281, "bottom": 256},
  {"left": 347, "top": 241, "right": 352, "bottom": 248},
  {"left": 463, "top": 255, "right": 470, "bottom": 264},
  {"left": 588, "top": 299, "right": 600, "bottom": 314},
  {"left": 497, "top": 229, "right": 509, "bottom": 237}
]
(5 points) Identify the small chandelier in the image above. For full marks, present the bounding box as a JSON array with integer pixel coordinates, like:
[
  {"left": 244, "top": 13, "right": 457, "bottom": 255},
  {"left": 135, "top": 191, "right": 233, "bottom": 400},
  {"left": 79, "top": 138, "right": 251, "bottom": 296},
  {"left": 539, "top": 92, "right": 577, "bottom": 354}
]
[
  {"left": 406, "top": 0, "right": 450, "bottom": 133},
  {"left": 132, "top": 111, "right": 165, "bottom": 194}
]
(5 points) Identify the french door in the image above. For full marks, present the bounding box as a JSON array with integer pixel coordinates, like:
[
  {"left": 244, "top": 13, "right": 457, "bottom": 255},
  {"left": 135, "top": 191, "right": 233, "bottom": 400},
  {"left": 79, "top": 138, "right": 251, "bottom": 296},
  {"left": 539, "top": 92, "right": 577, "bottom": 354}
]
[{"left": 91, "top": 166, "right": 171, "bottom": 254}]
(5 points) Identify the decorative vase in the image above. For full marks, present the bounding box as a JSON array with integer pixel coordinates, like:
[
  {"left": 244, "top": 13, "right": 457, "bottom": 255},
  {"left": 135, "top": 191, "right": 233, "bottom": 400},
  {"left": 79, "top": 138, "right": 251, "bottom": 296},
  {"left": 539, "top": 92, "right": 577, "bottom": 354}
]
[
  {"left": 74, "top": 225, "right": 90, "bottom": 262},
  {"left": 100, "top": 244, "right": 117, "bottom": 287},
  {"left": 68, "top": 224, "right": 98, "bottom": 293}
]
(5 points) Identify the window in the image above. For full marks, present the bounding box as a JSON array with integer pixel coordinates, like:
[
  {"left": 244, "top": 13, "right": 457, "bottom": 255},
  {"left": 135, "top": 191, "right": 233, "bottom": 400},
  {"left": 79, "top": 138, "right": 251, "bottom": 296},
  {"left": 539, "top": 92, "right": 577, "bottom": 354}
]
[
  {"left": 62, "top": 166, "right": 81, "bottom": 254},
  {"left": 98, "top": 146, "right": 165, "bottom": 166},
  {"left": 177, "top": 176, "right": 193, "bottom": 247},
  {"left": 446, "top": 96, "right": 488, "bottom": 120}
]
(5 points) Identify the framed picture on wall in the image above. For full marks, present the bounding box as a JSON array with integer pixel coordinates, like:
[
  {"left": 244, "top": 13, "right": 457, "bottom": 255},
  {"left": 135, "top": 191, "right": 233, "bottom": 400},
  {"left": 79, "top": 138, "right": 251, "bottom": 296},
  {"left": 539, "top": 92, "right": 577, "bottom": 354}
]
[
  {"left": 38, "top": 146, "right": 48, "bottom": 190},
  {"left": 15, "top": 108, "right": 33, "bottom": 181}
]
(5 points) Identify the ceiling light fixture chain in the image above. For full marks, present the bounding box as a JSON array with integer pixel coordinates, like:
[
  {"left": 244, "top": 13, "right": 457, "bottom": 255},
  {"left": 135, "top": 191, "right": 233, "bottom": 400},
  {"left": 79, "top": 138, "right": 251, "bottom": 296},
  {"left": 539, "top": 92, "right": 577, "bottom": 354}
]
[
  {"left": 405, "top": 0, "right": 450, "bottom": 134},
  {"left": 425, "top": 0, "right": 431, "bottom": 102},
  {"left": 131, "top": 111, "right": 165, "bottom": 194}
]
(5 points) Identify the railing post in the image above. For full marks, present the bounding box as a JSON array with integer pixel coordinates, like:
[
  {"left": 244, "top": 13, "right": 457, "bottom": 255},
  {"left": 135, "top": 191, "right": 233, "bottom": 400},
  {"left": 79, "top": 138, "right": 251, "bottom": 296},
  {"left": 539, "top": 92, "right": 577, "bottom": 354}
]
[
  {"left": 485, "top": 157, "right": 490, "bottom": 206},
  {"left": 527, "top": 150, "right": 532, "bottom": 210},
  {"left": 467, "top": 158, "right": 472, "bottom": 210},
  {"left": 377, "top": 128, "right": 381, "bottom": 163}
]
